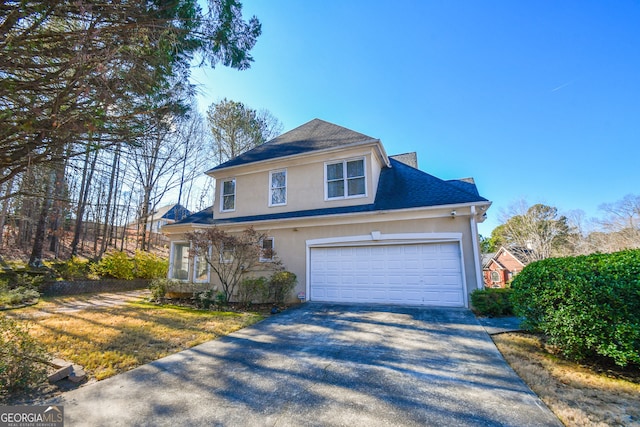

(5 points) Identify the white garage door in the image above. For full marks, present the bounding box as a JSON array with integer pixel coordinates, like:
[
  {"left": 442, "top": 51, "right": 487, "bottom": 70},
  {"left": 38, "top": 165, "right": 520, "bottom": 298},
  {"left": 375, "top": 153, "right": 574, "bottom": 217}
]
[{"left": 310, "top": 243, "right": 464, "bottom": 307}]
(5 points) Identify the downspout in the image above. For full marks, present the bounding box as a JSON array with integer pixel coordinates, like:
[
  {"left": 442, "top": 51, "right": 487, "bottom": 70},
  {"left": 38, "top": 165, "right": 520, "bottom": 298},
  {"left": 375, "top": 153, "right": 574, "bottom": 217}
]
[{"left": 470, "top": 206, "right": 484, "bottom": 290}]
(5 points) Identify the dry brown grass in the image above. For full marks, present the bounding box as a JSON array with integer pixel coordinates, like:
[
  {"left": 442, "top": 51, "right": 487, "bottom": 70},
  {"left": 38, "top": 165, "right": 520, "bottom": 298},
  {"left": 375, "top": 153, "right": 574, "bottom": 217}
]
[
  {"left": 3, "top": 295, "right": 263, "bottom": 386},
  {"left": 493, "top": 332, "right": 640, "bottom": 427}
]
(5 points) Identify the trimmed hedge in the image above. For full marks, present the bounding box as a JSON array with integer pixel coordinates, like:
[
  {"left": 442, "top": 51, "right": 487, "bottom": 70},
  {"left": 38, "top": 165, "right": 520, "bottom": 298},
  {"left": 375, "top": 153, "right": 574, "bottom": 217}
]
[
  {"left": 470, "top": 288, "right": 514, "bottom": 317},
  {"left": 511, "top": 249, "right": 640, "bottom": 367}
]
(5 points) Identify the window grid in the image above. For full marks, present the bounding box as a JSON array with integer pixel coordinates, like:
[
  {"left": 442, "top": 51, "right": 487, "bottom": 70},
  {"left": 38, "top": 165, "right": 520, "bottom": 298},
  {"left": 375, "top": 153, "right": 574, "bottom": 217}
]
[
  {"left": 260, "top": 237, "right": 275, "bottom": 262},
  {"left": 170, "top": 242, "right": 190, "bottom": 281},
  {"left": 221, "top": 179, "right": 235, "bottom": 212},
  {"left": 326, "top": 159, "right": 365, "bottom": 199},
  {"left": 269, "top": 170, "right": 287, "bottom": 206}
]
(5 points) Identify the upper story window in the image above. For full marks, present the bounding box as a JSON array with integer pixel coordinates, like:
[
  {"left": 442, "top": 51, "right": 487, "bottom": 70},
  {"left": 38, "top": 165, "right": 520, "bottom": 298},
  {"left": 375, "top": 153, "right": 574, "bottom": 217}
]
[
  {"left": 325, "top": 158, "right": 366, "bottom": 199},
  {"left": 220, "top": 178, "right": 235, "bottom": 212},
  {"left": 269, "top": 169, "right": 287, "bottom": 206}
]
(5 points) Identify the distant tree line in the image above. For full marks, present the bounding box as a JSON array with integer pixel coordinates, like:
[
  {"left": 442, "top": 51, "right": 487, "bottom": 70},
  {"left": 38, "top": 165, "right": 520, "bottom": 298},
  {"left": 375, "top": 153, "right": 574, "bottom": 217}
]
[{"left": 482, "top": 195, "right": 640, "bottom": 260}]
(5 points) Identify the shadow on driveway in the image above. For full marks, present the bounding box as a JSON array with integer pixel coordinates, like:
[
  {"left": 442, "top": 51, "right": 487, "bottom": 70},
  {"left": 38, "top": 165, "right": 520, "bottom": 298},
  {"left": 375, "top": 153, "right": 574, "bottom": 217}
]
[{"left": 53, "top": 303, "right": 561, "bottom": 426}]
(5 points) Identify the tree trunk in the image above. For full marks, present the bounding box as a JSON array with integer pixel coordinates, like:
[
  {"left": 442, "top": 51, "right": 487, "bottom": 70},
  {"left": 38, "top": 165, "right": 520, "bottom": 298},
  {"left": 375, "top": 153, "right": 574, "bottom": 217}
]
[
  {"left": 48, "top": 156, "right": 68, "bottom": 257},
  {"left": 99, "top": 145, "right": 120, "bottom": 258},
  {"left": 70, "top": 145, "right": 99, "bottom": 256},
  {"left": 29, "top": 169, "right": 55, "bottom": 267},
  {"left": 0, "top": 177, "right": 14, "bottom": 249}
]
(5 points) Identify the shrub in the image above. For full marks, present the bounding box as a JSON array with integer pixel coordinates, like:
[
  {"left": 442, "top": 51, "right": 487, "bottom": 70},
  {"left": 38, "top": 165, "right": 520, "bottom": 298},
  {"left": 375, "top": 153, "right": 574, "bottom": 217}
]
[
  {"left": 470, "top": 288, "right": 514, "bottom": 317},
  {"left": 511, "top": 249, "right": 640, "bottom": 367},
  {"left": 50, "top": 256, "right": 92, "bottom": 280},
  {"left": 268, "top": 271, "right": 297, "bottom": 306},
  {"left": 214, "top": 291, "right": 227, "bottom": 307},
  {"left": 149, "top": 278, "right": 169, "bottom": 300},
  {"left": 133, "top": 251, "right": 168, "bottom": 279},
  {"left": 0, "top": 317, "right": 48, "bottom": 396},
  {"left": 91, "top": 251, "right": 134, "bottom": 280},
  {"left": 237, "top": 276, "right": 269, "bottom": 306},
  {"left": 0, "top": 276, "right": 40, "bottom": 307},
  {"left": 195, "top": 289, "right": 215, "bottom": 309}
]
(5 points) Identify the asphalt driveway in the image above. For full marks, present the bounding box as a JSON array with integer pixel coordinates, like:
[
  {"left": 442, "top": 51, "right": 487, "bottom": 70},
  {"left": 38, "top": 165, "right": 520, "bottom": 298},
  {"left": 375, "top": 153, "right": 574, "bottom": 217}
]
[{"left": 53, "top": 304, "right": 561, "bottom": 426}]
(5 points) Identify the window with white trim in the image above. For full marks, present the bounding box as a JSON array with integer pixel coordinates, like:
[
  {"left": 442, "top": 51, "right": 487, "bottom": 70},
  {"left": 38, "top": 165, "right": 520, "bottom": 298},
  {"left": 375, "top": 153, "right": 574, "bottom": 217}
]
[
  {"left": 490, "top": 271, "right": 501, "bottom": 283},
  {"left": 269, "top": 170, "right": 287, "bottom": 206},
  {"left": 220, "top": 243, "right": 235, "bottom": 264},
  {"left": 170, "top": 242, "right": 190, "bottom": 281},
  {"left": 260, "top": 237, "right": 274, "bottom": 262},
  {"left": 193, "top": 247, "right": 210, "bottom": 283},
  {"left": 220, "top": 178, "right": 236, "bottom": 212},
  {"left": 326, "top": 158, "right": 366, "bottom": 199}
]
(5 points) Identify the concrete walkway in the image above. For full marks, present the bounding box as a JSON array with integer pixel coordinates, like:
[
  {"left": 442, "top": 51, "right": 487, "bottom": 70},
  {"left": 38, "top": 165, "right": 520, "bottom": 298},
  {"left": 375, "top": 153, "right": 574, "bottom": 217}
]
[{"left": 52, "top": 304, "right": 561, "bottom": 426}]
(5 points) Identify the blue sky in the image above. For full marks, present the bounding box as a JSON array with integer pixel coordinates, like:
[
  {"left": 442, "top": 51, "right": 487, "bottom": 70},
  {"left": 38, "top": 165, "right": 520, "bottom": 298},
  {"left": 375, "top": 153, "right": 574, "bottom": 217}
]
[{"left": 190, "top": 1, "right": 640, "bottom": 236}]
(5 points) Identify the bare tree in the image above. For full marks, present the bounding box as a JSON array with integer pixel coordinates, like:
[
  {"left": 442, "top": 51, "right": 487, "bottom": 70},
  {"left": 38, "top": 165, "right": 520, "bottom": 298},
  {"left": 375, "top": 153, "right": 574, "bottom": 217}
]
[
  {"left": 175, "top": 113, "right": 211, "bottom": 214},
  {"left": 0, "top": 0, "right": 262, "bottom": 260},
  {"left": 597, "top": 194, "right": 640, "bottom": 251},
  {"left": 498, "top": 201, "right": 572, "bottom": 262},
  {"left": 185, "top": 227, "right": 281, "bottom": 302}
]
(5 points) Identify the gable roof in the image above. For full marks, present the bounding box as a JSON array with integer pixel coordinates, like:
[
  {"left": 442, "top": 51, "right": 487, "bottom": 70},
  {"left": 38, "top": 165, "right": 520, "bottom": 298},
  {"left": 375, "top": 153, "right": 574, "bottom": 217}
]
[
  {"left": 499, "top": 246, "right": 531, "bottom": 266},
  {"left": 140, "top": 204, "right": 191, "bottom": 222},
  {"left": 207, "top": 119, "right": 381, "bottom": 173},
  {"left": 482, "top": 252, "right": 497, "bottom": 267},
  {"left": 173, "top": 158, "right": 488, "bottom": 227},
  {"left": 483, "top": 246, "right": 530, "bottom": 269}
]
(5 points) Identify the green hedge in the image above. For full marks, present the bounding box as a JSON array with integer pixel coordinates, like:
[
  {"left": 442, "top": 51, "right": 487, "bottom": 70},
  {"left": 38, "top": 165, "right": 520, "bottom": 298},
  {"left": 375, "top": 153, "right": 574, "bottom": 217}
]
[
  {"left": 470, "top": 288, "right": 514, "bottom": 317},
  {"left": 91, "top": 251, "right": 168, "bottom": 280},
  {"left": 511, "top": 249, "right": 640, "bottom": 367}
]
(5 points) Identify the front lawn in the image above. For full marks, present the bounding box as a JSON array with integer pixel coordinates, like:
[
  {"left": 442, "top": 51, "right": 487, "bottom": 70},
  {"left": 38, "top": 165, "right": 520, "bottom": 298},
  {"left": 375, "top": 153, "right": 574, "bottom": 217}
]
[
  {"left": 1, "top": 294, "right": 264, "bottom": 403},
  {"left": 493, "top": 332, "right": 640, "bottom": 426}
]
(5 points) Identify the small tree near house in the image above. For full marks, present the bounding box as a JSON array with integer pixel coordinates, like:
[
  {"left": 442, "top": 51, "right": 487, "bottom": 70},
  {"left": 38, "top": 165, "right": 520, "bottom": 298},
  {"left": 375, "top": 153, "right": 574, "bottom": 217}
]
[{"left": 185, "top": 227, "right": 282, "bottom": 302}]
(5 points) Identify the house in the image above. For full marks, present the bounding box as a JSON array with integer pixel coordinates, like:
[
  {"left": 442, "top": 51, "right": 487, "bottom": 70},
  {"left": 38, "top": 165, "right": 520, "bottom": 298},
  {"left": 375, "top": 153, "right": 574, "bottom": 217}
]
[
  {"left": 163, "top": 119, "right": 491, "bottom": 307},
  {"left": 135, "top": 204, "right": 191, "bottom": 233},
  {"left": 482, "top": 246, "right": 529, "bottom": 288}
]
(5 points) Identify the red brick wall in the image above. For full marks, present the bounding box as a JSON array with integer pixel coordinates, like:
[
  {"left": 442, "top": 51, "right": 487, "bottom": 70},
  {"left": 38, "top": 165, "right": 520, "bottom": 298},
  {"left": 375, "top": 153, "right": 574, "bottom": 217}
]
[
  {"left": 483, "top": 263, "right": 507, "bottom": 288},
  {"left": 496, "top": 251, "right": 524, "bottom": 275}
]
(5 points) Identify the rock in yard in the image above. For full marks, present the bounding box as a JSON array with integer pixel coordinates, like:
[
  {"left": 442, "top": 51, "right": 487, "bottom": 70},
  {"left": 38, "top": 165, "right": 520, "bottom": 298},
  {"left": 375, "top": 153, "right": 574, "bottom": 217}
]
[
  {"left": 68, "top": 365, "right": 87, "bottom": 383},
  {"left": 48, "top": 364, "right": 73, "bottom": 383}
]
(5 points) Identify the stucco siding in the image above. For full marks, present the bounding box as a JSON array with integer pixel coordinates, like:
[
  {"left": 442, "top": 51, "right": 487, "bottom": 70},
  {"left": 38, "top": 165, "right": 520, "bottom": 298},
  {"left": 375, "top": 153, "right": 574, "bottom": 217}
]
[
  {"left": 169, "top": 211, "right": 481, "bottom": 305},
  {"left": 212, "top": 146, "right": 385, "bottom": 218}
]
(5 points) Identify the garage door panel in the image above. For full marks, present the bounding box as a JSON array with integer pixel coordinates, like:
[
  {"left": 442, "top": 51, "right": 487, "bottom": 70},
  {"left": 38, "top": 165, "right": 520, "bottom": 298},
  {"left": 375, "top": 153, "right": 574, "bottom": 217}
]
[{"left": 310, "top": 243, "right": 465, "bottom": 307}]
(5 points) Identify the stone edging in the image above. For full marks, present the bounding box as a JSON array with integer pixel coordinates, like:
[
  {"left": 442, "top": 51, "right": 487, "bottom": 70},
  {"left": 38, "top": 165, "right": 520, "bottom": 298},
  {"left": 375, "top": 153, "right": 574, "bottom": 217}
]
[{"left": 39, "top": 279, "right": 150, "bottom": 296}]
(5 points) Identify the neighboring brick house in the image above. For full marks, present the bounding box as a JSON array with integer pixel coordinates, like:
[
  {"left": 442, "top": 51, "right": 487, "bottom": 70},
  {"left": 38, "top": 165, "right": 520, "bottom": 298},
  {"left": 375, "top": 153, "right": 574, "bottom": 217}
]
[{"left": 482, "top": 246, "right": 529, "bottom": 288}]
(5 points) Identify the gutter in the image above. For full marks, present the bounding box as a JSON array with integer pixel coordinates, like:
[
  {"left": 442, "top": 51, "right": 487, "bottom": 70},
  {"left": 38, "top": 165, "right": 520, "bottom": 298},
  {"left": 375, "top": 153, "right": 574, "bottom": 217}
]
[{"left": 163, "top": 201, "right": 492, "bottom": 234}]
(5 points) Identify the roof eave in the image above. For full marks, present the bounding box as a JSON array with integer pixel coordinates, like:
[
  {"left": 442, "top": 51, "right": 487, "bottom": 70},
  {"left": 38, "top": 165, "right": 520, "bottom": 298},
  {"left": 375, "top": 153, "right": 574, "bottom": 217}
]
[
  {"left": 205, "top": 138, "right": 386, "bottom": 177},
  {"left": 165, "top": 200, "right": 492, "bottom": 231}
]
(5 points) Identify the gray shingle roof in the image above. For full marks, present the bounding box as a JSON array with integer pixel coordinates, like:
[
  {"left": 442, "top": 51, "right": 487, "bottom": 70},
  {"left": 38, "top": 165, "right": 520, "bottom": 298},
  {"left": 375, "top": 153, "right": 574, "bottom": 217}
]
[
  {"left": 446, "top": 178, "right": 480, "bottom": 197},
  {"left": 207, "top": 119, "right": 378, "bottom": 173},
  {"left": 174, "top": 158, "right": 488, "bottom": 226},
  {"left": 172, "top": 119, "right": 489, "bottom": 227}
]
